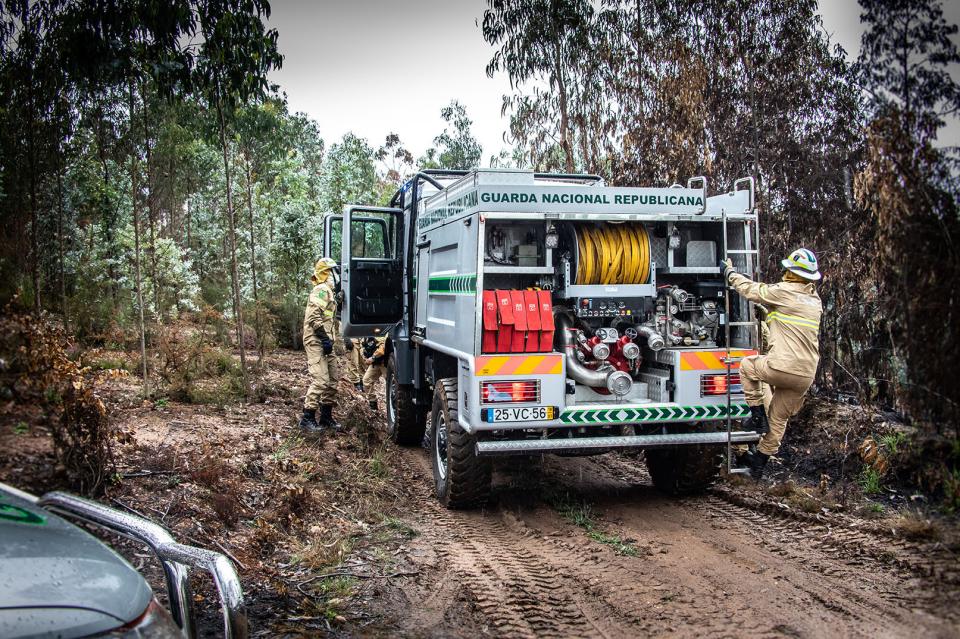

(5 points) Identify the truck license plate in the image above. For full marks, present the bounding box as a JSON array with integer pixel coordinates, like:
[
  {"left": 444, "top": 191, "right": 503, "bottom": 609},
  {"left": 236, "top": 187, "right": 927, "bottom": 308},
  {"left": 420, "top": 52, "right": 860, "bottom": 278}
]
[{"left": 483, "top": 406, "right": 555, "bottom": 422}]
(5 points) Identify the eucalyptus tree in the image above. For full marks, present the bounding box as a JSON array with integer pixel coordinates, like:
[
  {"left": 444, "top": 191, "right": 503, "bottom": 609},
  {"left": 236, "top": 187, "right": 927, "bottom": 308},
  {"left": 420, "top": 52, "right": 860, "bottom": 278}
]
[
  {"left": 421, "top": 101, "right": 483, "bottom": 171},
  {"left": 235, "top": 98, "right": 287, "bottom": 359},
  {"left": 853, "top": 0, "right": 960, "bottom": 431},
  {"left": 321, "top": 133, "right": 379, "bottom": 214},
  {"left": 376, "top": 132, "right": 415, "bottom": 186},
  {"left": 482, "top": 0, "right": 595, "bottom": 172},
  {"left": 194, "top": 0, "right": 282, "bottom": 392}
]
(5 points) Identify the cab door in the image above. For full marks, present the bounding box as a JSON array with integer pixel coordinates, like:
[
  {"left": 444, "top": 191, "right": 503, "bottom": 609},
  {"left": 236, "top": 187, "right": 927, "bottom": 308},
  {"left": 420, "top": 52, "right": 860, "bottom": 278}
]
[{"left": 339, "top": 205, "right": 404, "bottom": 337}]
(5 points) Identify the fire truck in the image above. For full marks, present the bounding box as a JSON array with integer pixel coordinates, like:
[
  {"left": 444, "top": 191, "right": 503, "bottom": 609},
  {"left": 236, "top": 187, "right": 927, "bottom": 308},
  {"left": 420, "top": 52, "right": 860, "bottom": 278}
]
[{"left": 326, "top": 169, "right": 762, "bottom": 508}]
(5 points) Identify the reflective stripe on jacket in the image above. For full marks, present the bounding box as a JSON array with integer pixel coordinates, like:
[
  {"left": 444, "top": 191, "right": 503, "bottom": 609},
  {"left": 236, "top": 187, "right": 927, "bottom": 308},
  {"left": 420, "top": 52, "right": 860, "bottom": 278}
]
[{"left": 728, "top": 273, "right": 822, "bottom": 378}]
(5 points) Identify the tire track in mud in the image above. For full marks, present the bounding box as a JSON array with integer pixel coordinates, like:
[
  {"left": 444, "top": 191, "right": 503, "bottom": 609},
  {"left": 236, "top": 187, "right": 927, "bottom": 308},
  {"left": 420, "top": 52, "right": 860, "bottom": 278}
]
[
  {"left": 700, "top": 491, "right": 960, "bottom": 622},
  {"left": 710, "top": 485, "right": 960, "bottom": 587},
  {"left": 398, "top": 453, "right": 604, "bottom": 638},
  {"left": 393, "top": 449, "right": 958, "bottom": 637},
  {"left": 583, "top": 453, "right": 960, "bottom": 629},
  {"left": 553, "top": 455, "right": 916, "bottom": 636}
]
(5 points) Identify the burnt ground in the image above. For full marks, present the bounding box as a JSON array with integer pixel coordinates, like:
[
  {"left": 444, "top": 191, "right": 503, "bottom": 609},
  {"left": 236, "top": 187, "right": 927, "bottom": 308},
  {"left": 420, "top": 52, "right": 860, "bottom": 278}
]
[{"left": 2, "top": 348, "right": 959, "bottom": 637}]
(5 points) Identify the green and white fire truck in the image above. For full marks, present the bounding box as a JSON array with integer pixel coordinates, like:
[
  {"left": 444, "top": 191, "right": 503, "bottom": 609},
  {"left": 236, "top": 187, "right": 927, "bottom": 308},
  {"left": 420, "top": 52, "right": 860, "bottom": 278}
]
[{"left": 326, "top": 169, "right": 762, "bottom": 508}]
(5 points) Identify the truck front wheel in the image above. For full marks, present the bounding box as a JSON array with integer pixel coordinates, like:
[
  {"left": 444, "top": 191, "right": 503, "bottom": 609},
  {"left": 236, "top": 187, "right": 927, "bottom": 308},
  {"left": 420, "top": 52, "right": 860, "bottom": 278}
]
[
  {"left": 645, "top": 443, "right": 722, "bottom": 496},
  {"left": 386, "top": 353, "right": 426, "bottom": 446},
  {"left": 431, "top": 378, "right": 491, "bottom": 509}
]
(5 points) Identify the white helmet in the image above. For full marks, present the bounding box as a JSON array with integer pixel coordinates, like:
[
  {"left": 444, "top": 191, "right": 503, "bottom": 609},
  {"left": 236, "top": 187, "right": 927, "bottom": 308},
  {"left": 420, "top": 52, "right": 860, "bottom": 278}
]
[{"left": 781, "top": 248, "right": 821, "bottom": 281}]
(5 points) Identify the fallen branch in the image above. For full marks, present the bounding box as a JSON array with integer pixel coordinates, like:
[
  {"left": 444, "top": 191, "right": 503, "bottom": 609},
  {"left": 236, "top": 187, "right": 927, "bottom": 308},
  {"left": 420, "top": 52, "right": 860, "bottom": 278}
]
[
  {"left": 121, "top": 470, "right": 177, "bottom": 478},
  {"left": 213, "top": 539, "right": 247, "bottom": 570}
]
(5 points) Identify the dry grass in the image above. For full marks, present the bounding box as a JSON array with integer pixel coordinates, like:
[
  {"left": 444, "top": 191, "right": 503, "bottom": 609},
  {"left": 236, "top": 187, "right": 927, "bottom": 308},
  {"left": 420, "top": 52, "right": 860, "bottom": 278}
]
[{"left": 892, "top": 510, "right": 942, "bottom": 541}]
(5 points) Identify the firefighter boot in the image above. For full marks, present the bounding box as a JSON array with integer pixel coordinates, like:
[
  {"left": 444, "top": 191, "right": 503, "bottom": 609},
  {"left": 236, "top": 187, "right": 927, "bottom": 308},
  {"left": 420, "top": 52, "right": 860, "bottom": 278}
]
[
  {"left": 298, "top": 409, "right": 325, "bottom": 433},
  {"left": 743, "top": 405, "right": 770, "bottom": 435},
  {"left": 749, "top": 451, "right": 770, "bottom": 481},
  {"left": 320, "top": 404, "right": 343, "bottom": 432},
  {"left": 735, "top": 445, "right": 755, "bottom": 468}
]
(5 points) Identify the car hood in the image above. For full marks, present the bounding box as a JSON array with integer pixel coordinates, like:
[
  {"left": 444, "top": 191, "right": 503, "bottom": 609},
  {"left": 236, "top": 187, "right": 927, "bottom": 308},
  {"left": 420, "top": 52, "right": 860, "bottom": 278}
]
[{"left": 0, "top": 486, "right": 153, "bottom": 638}]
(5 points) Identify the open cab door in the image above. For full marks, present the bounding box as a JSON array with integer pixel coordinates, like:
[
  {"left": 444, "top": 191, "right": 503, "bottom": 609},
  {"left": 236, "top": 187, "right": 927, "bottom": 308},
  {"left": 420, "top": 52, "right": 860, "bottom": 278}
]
[{"left": 339, "top": 205, "right": 404, "bottom": 338}]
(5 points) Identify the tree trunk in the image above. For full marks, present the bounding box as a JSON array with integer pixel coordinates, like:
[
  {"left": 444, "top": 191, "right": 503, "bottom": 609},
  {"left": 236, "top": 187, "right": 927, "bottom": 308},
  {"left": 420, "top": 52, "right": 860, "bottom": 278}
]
[
  {"left": 244, "top": 156, "right": 263, "bottom": 363},
  {"left": 552, "top": 31, "right": 574, "bottom": 173},
  {"left": 26, "top": 37, "right": 40, "bottom": 316},
  {"left": 216, "top": 92, "right": 249, "bottom": 395},
  {"left": 95, "top": 100, "right": 118, "bottom": 308},
  {"left": 140, "top": 80, "right": 160, "bottom": 318},
  {"left": 57, "top": 161, "right": 68, "bottom": 331},
  {"left": 128, "top": 80, "right": 149, "bottom": 396}
]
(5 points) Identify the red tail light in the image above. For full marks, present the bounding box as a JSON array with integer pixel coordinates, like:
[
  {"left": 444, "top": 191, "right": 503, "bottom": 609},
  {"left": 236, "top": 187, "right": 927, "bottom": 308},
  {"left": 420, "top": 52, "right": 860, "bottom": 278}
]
[
  {"left": 700, "top": 373, "right": 742, "bottom": 396},
  {"left": 481, "top": 380, "right": 540, "bottom": 403}
]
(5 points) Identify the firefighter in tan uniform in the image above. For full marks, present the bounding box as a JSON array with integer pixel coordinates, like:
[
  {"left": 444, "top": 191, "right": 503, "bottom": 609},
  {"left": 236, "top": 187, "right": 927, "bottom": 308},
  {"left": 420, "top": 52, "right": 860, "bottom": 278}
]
[
  {"left": 722, "top": 248, "right": 822, "bottom": 480},
  {"left": 344, "top": 339, "right": 366, "bottom": 391},
  {"left": 361, "top": 336, "right": 387, "bottom": 410},
  {"left": 299, "top": 257, "right": 342, "bottom": 433}
]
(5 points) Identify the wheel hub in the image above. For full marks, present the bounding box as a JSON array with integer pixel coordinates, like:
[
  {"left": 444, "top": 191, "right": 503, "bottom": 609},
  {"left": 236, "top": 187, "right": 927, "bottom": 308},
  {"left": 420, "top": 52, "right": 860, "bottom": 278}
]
[
  {"left": 387, "top": 375, "right": 397, "bottom": 426},
  {"left": 434, "top": 414, "right": 448, "bottom": 481}
]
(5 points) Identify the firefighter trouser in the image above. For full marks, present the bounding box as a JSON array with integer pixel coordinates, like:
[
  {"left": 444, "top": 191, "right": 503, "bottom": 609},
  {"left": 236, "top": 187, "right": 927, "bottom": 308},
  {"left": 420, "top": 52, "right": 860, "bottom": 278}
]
[
  {"left": 344, "top": 340, "right": 364, "bottom": 384},
  {"left": 362, "top": 363, "right": 385, "bottom": 400},
  {"left": 304, "top": 336, "right": 339, "bottom": 410},
  {"left": 740, "top": 355, "right": 813, "bottom": 456}
]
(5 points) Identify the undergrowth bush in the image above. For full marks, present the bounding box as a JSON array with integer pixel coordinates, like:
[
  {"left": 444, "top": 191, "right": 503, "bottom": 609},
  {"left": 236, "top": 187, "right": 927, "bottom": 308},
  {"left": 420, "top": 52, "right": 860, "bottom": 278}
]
[
  {"left": 0, "top": 308, "right": 121, "bottom": 494},
  {"left": 154, "top": 312, "right": 247, "bottom": 405}
]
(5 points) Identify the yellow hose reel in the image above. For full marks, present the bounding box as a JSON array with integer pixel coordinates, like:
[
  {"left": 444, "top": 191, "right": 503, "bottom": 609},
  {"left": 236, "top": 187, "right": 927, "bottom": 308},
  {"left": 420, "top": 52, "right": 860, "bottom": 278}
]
[{"left": 574, "top": 223, "right": 651, "bottom": 285}]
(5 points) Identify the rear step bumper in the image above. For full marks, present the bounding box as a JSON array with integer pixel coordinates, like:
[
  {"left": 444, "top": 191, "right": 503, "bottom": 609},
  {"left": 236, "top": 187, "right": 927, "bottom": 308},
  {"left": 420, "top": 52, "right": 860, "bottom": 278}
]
[{"left": 475, "top": 430, "right": 761, "bottom": 456}]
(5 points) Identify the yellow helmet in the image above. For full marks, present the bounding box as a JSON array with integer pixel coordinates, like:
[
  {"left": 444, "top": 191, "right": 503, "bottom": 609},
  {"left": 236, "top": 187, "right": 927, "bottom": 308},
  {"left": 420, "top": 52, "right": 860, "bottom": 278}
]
[{"left": 311, "top": 257, "right": 337, "bottom": 284}]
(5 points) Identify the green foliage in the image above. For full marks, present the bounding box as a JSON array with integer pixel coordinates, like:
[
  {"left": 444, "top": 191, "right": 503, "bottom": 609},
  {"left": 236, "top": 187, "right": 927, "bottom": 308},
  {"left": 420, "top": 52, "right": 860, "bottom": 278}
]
[
  {"left": 858, "top": 467, "right": 883, "bottom": 495},
  {"left": 321, "top": 133, "right": 380, "bottom": 213},
  {"left": 587, "top": 530, "right": 640, "bottom": 557},
  {"left": 419, "top": 101, "right": 482, "bottom": 170},
  {"left": 944, "top": 468, "right": 960, "bottom": 515},
  {"left": 879, "top": 432, "right": 907, "bottom": 455}
]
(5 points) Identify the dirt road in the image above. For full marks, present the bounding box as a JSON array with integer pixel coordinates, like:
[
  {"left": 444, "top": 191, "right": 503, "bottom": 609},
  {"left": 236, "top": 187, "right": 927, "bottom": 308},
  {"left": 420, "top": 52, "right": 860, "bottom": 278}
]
[{"left": 379, "top": 447, "right": 959, "bottom": 638}]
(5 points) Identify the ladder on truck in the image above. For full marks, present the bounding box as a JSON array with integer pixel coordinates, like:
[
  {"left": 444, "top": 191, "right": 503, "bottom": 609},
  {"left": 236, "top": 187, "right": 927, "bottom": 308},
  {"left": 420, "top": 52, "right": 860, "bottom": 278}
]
[{"left": 721, "top": 178, "right": 760, "bottom": 476}]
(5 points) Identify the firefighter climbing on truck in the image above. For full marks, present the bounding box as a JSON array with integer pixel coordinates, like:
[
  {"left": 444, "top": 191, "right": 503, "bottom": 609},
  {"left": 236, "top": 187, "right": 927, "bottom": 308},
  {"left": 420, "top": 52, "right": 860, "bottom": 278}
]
[{"left": 722, "top": 248, "right": 823, "bottom": 480}]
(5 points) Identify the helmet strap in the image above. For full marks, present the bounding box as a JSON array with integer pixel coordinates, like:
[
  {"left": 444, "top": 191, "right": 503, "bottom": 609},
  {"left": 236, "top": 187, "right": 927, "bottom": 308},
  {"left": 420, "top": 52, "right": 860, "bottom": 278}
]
[{"left": 783, "top": 270, "right": 809, "bottom": 283}]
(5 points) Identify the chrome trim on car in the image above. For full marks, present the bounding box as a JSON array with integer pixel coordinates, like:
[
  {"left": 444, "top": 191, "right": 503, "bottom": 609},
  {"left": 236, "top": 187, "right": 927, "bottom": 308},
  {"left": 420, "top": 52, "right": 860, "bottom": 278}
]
[{"left": 37, "top": 491, "right": 248, "bottom": 639}]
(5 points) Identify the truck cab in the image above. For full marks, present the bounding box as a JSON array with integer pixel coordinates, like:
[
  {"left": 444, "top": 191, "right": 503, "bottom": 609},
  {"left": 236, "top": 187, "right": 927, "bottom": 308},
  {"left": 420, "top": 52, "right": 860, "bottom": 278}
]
[{"left": 334, "top": 169, "right": 762, "bottom": 508}]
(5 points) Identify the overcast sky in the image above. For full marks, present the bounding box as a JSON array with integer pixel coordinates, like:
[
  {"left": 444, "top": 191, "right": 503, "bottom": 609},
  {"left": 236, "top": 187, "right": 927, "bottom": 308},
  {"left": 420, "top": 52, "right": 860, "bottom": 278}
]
[{"left": 267, "top": 0, "right": 960, "bottom": 164}]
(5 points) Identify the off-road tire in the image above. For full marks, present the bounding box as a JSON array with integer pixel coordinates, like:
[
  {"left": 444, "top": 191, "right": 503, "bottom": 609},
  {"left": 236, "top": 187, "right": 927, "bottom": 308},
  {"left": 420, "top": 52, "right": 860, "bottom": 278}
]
[
  {"left": 431, "top": 378, "right": 491, "bottom": 509},
  {"left": 385, "top": 353, "right": 426, "bottom": 446},
  {"left": 646, "top": 439, "right": 722, "bottom": 496}
]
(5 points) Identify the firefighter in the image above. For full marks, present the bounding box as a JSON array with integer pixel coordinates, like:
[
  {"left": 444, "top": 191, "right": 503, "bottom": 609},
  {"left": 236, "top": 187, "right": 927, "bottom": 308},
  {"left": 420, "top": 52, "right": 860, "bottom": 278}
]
[
  {"left": 299, "top": 257, "right": 342, "bottom": 433},
  {"left": 344, "top": 339, "right": 366, "bottom": 391},
  {"left": 722, "top": 248, "right": 822, "bottom": 480},
  {"left": 361, "top": 336, "right": 387, "bottom": 410}
]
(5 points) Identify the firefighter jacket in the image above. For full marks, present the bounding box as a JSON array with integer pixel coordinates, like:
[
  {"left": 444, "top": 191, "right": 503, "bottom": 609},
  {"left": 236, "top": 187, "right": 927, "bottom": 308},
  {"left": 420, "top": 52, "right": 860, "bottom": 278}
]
[
  {"left": 362, "top": 336, "right": 387, "bottom": 365},
  {"left": 303, "top": 279, "right": 337, "bottom": 342},
  {"left": 727, "top": 272, "right": 822, "bottom": 378}
]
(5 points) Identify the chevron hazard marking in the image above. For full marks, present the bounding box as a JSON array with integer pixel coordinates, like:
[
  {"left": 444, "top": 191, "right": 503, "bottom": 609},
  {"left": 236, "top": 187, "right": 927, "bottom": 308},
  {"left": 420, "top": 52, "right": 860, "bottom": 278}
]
[{"left": 560, "top": 403, "right": 749, "bottom": 425}]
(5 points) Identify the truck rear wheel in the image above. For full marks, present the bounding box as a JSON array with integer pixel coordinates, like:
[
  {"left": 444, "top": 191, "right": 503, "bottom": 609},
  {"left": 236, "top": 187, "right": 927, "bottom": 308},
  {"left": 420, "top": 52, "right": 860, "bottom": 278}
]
[
  {"left": 431, "top": 378, "right": 491, "bottom": 509},
  {"left": 645, "top": 442, "right": 722, "bottom": 496},
  {"left": 385, "top": 353, "right": 426, "bottom": 446}
]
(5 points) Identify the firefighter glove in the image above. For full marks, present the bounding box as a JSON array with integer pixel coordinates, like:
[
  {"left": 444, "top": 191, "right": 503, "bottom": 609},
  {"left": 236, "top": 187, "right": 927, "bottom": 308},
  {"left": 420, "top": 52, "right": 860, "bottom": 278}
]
[
  {"left": 320, "top": 337, "right": 334, "bottom": 355},
  {"left": 720, "top": 258, "right": 735, "bottom": 280}
]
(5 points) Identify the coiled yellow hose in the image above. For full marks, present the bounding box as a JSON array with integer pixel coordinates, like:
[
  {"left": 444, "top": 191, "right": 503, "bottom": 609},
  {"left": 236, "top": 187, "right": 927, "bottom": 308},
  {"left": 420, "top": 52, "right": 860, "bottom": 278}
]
[{"left": 574, "top": 223, "right": 651, "bottom": 285}]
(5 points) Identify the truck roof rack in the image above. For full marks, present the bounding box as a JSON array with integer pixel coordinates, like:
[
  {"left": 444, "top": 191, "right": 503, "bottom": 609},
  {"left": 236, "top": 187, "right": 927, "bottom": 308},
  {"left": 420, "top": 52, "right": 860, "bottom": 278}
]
[{"left": 533, "top": 172, "right": 604, "bottom": 184}]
